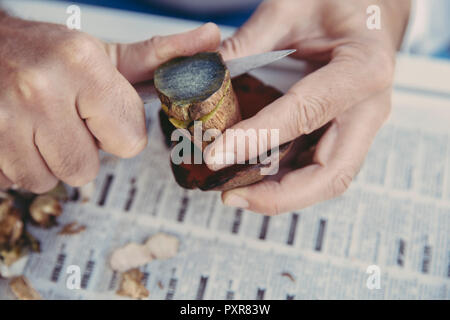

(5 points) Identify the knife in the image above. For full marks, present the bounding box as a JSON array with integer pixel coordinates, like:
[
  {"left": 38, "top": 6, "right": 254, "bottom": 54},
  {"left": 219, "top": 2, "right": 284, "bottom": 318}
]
[
  {"left": 225, "top": 49, "right": 296, "bottom": 78},
  {"left": 134, "top": 49, "right": 296, "bottom": 103}
]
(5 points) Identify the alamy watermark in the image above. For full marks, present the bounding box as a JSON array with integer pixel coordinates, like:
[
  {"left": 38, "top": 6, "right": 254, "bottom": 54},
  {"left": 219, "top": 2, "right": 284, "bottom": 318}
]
[
  {"left": 366, "top": 5, "right": 381, "bottom": 30},
  {"left": 366, "top": 265, "right": 381, "bottom": 290},
  {"left": 170, "top": 122, "right": 281, "bottom": 175},
  {"left": 66, "top": 5, "right": 81, "bottom": 30},
  {"left": 66, "top": 264, "right": 81, "bottom": 290}
]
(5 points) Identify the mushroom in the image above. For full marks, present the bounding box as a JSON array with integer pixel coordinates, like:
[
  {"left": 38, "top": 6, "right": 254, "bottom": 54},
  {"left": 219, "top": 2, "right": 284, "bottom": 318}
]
[{"left": 155, "top": 56, "right": 293, "bottom": 191}]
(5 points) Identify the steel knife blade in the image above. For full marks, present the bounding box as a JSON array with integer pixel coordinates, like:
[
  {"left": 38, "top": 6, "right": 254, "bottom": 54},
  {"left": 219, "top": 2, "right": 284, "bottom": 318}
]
[{"left": 225, "top": 49, "right": 296, "bottom": 78}]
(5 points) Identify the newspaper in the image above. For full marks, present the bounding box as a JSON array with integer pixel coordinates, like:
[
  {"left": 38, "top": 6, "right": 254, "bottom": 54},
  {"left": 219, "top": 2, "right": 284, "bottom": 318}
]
[{"left": 1, "top": 67, "right": 449, "bottom": 299}]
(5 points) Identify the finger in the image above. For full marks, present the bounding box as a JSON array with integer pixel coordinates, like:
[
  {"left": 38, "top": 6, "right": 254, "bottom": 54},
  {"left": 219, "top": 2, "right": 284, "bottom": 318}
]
[
  {"left": 107, "top": 22, "right": 221, "bottom": 83},
  {"left": 0, "top": 170, "right": 13, "bottom": 190},
  {"left": 76, "top": 61, "right": 147, "bottom": 158},
  {"left": 219, "top": 0, "right": 299, "bottom": 60},
  {"left": 221, "top": 91, "right": 391, "bottom": 214},
  {"left": 0, "top": 135, "right": 58, "bottom": 194},
  {"left": 206, "top": 41, "right": 394, "bottom": 171},
  {"left": 34, "top": 113, "right": 100, "bottom": 187}
]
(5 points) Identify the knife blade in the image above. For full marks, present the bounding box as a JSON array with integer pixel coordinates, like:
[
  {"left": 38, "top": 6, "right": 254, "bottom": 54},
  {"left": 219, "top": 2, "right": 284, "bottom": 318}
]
[
  {"left": 226, "top": 49, "right": 296, "bottom": 78},
  {"left": 134, "top": 49, "right": 296, "bottom": 103}
]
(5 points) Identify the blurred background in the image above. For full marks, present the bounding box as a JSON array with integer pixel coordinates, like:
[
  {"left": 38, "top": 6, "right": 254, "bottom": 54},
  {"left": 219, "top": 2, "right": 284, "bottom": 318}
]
[
  {"left": 50, "top": 0, "right": 450, "bottom": 60},
  {"left": 55, "top": 0, "right": 263, "bottom": 27}
]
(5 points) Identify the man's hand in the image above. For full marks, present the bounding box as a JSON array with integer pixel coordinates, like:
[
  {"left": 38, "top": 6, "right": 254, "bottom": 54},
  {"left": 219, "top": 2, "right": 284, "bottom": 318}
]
[
  {"left": 205, "top": 0, "right": 410, "bottom": 214},
  {"left": 0, "top": 15, "right": 220, "bottom": 193}
]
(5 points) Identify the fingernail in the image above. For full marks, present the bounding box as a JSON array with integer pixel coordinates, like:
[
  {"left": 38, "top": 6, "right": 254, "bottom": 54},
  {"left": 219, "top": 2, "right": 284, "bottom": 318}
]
[
  {"left": 207, "top": 153, "right": 226, "bottom": 171},
  {"left": 205, "top": 152, "right": 235, "bottom": 171},
  {"left": 224, "top": 193, "right": 249, "bottom": 209}
]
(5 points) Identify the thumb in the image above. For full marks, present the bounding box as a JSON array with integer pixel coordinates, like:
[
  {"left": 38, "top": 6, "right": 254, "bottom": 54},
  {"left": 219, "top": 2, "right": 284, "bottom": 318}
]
[
  {"left": 219, "top": 3, "right": 290, "bottom": 60},
  {"left": 106, "top": 22, "right": 221, "bottom": 83}
]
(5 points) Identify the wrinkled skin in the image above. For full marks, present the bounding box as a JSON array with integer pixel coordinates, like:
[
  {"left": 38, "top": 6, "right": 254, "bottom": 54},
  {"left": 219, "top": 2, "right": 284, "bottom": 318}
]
[
  {"left": 204, "top": 0, "right": 411, "bottom": 215},
  {"left": 0, "top": 14, "right": 220, "bottom": 193}
]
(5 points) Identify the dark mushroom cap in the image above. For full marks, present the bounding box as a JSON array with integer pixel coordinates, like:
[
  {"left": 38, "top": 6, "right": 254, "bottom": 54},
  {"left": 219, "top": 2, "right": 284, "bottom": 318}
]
[{"left": 154, "top": 52, "right": 226, "bottom": 106}]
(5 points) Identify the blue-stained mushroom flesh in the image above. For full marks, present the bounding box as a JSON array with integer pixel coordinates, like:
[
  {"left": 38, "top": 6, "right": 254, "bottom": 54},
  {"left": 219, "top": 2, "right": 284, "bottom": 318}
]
[{"left": 154, "top": 52, "right": 226, "bottom": 106}]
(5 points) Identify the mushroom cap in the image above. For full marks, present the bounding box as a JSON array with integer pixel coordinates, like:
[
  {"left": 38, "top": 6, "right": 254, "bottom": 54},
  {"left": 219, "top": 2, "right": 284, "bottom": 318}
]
[{"left": 154, "top": 52, "right": 226, "bottom": 106}]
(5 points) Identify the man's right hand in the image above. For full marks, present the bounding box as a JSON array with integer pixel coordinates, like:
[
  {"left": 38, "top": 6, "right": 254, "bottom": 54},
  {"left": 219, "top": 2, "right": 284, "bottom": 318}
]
[{"left": 0, "top": 14, "right": 220, "bottom": 193}]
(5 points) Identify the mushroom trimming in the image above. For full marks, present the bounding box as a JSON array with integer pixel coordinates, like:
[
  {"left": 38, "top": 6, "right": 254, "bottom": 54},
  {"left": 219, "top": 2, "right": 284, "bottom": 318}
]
[
  {"left": 9, "top": 276, "right": 42, "bottom": 300},
  {"left": 110, "top": 232, "right": 179, "bottom": 272},
  {"left": 116, "top": 268, "right": 149, "bottom": 299}
]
